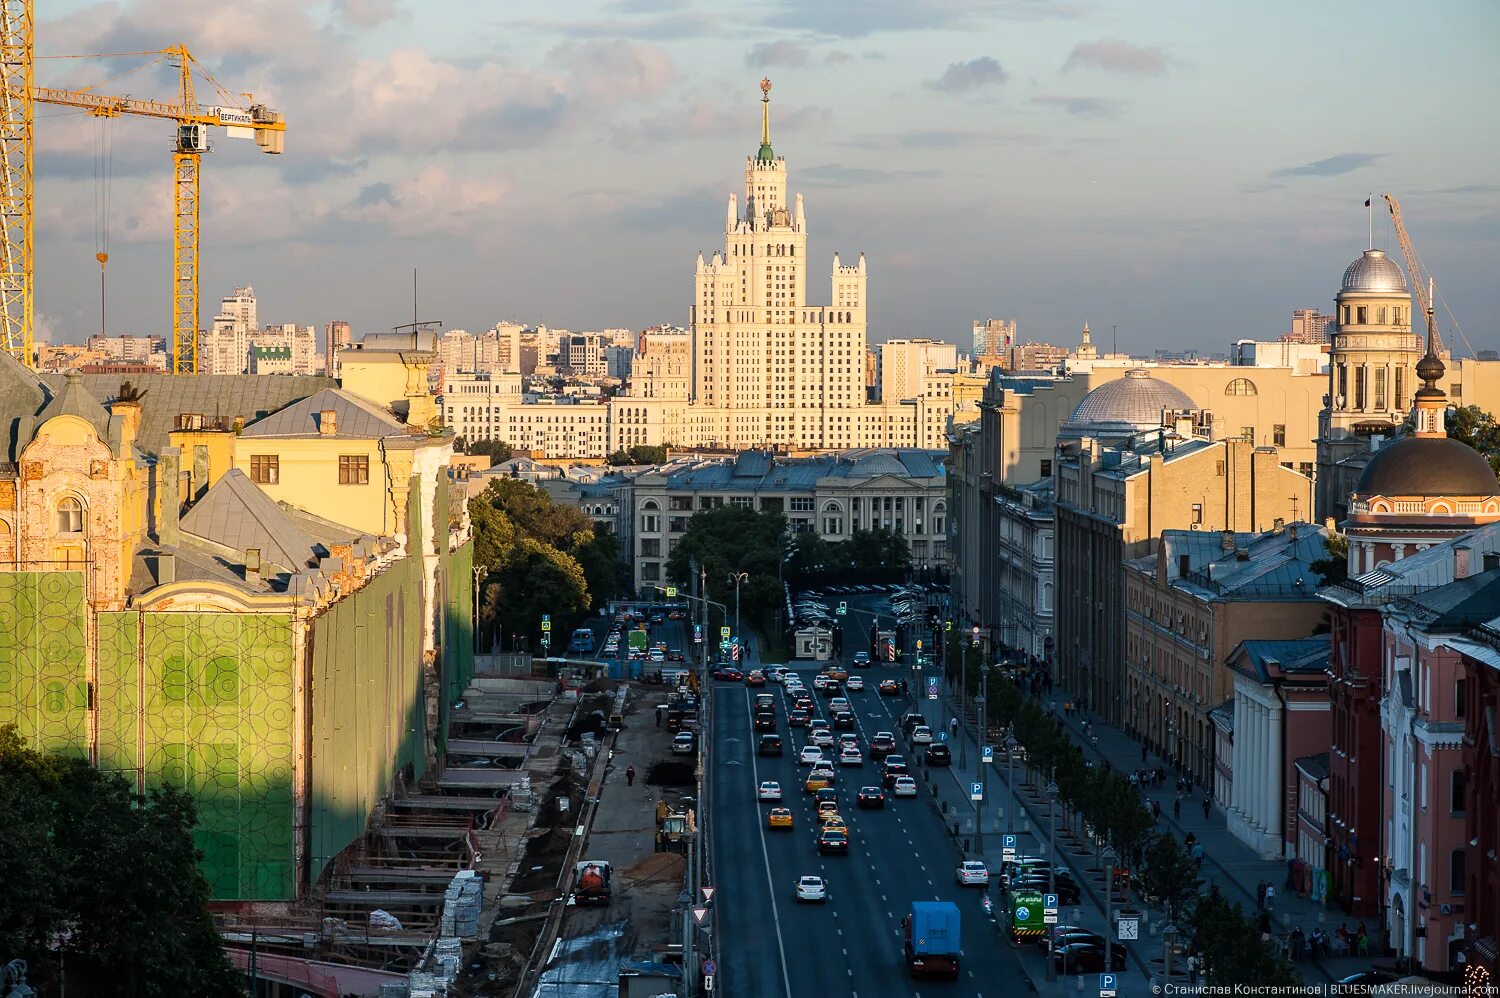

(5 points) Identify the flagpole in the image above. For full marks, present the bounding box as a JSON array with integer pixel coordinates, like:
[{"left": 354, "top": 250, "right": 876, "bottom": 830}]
[{"left": 1368, "top": 193, "right": 1373, "bottom": 249}]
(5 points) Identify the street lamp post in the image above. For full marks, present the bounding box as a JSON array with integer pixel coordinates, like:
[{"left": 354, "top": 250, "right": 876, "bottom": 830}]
[
  {"left": 727, "top": 572, "right": 748, "bottom": 643},
  {"left": 977, "top": 663, "right": 990, "bottom": 852},
  {"left": 1103, "top": 843, "right": 1117, "bottom": 978},
  {"left": 471, "top": 563, "right": 488, "bottom": 654},
  {"left": 1005, "top": 733, "right": 1018, "bottom": 837},
  {"left": 1044, "top": 776, "right": 1059, "bottom": 982}
]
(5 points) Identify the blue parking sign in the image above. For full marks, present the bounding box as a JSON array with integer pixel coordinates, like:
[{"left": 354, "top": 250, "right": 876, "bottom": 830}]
[
  {"left": 970, "top": 782, "right": 983, "bottom": 800},
  {"left": 981, "top": 745, "right": 994, "bottom": 763},
  {"left": 1099, "top": 973, "right": 1117, "bottom": 997},
  {"left": 1003, "top": 834, "right": 1017, "bottom": 852},
  {"left": 1043, "top": 893, "right": 1058, "bottom": 911}
]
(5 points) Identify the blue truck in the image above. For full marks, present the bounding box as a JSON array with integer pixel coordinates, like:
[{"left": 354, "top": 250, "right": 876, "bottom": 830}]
[{"left": 902, "top": 901, "right": 961, "bottom": 978}]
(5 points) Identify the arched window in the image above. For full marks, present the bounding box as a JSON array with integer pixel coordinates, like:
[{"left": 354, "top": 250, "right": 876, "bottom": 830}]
[
  {"left": 1225, "top": 378, "right": 1257, "bottom": 396},
  {"left": 57, "top": 496, "right": 84, "bottom": 534}
]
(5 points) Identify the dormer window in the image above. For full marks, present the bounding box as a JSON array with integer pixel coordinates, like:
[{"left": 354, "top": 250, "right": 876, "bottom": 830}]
[{"left": 58, "top": 496, "right": 84, "bottom": 534}]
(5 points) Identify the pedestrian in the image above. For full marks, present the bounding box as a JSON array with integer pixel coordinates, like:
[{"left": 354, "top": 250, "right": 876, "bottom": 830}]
[
  {"left": 950, "top": 717, "right": 959, "bottom": 738},
  {"left": 1257, "top": 881, "right": 1267, "bottom": 909},
  {"left": 1264, "top": 883, "right": 1276, "bottom": 911},
  {"left": 1129, "top": 771, "right": 1139, "bottom": 789},
  {"left": 1186, "top": 953, "right": 1199, "bottom": 985},
  {"left": 1191, "top": 842, "right": 1204, "bottom": 867},
  {"left": 1202, "top": 795, "right": 1211, "bottom": 820},
  {"left": 655, "top": 707, "right": 663, "bottom": 727},
  {"left": 625, "top": 765, "right": 636, "bottom": 787},
  {"left": 1141, "top": 744, "right": 1148, "bottom": 764},
  {"left": 1173, "top": 797, "right": 1181, "bottom": 820}
]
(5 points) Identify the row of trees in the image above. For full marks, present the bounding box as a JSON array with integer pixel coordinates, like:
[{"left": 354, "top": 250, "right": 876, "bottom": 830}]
[
  {"left": 605, "top": 444, "right": 669, "bottom": 466},
  {"left": 940, "top": 642, "right": 1295, "bottom": 984},
  {"left": 0, "top": 726, "right": 242, "bottom": 996},
  {"left": 468, "top": 479, "right": 627, "bottom": 650},
  {"left": 784, "top": 527, "right": 911, "bottom": 586}
]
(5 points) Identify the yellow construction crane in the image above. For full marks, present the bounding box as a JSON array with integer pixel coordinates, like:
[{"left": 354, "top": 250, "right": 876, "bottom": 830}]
[
  {"left": 1381, "top": 193, "right": 1438, "bottom": 345},
  {"left": 0, "top": 14, "right": 286, "bottom": 371}
]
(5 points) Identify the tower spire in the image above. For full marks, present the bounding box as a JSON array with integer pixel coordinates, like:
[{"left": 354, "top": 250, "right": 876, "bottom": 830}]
[
  {"left": 757, "top": 77, "right": 774, "bottom": 162},
  {"left": 1412, "top": 278, "right": 1448, "bottom": 437}
]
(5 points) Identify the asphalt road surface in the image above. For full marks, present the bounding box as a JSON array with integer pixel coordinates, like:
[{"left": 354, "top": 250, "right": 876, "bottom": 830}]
[{"left": 710, "top": 601, "right": 1028, "bottom": 998}]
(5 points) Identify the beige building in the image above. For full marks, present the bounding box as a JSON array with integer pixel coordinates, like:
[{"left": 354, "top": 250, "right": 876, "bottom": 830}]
[
  {"left": 1123, "top": 523, "right": 1331, "bottom": 787},
  {"left": 877, "top": 338, "right": 957, "bottom": 404},
  {"left": 627, "top": 325, "right": 693, "bottom": 400}
]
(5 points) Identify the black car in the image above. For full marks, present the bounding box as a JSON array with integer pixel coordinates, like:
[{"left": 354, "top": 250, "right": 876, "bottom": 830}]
[
  {"left": 856, "top": 786, "right": 886, "bottom": 808},
  {"left": 1337, "top": 972, "right": 1398, "bottom": 986},
  {"left": 925, "top": 744, "right": 951, "bottom": 766},
  {"left": 754, "top": 712, "right": 777, "bottom": 731},
  {"left": 1051, "top": 942, "right": 1126, "bottom": 975},
  {"left": 833, "top": 711, "right": 855, "bottom": 730},
  {"left": 900, "top": 712, "right": 927, "bottom": 734},
  {"left": 816, "top": 829, "right": 850, "bottom": 854},
  {"left": 882, "top": 763, "right": 910, "bottom": 788},
  {"left": 758, "top": 734, "right": 784, "bottom": 756}
]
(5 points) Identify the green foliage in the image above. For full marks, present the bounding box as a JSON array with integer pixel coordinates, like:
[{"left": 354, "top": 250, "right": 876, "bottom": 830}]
[
  {"left": 1137, "top": 833, "right": 1202, "bottom": 923},
  {"left": 605, "top": 444, "right": 668, "bottom": 465},
  {"left": 1402, "top": 404, "right": 1500, "bottom": 475},
  {"left": 786, "top": 526, "right": 912, "bottom": 586},
  {"left": 665, "top": 506, "right": 789, "bottom": 635},
  {"left": 467, "top": 479, "right": 626, "bottom": 648},
  {"left": 1189, "top": 885, "right": 1300, "bottom": 986},
  {"left": 455, "top": 437, "right": 515, "bottom": 464},
  {"left": 1310, "top": 532, "right": 1349, "bottom": 587},
  {"left": 0, "top": 725, "right": 241, "bottom": 996}
]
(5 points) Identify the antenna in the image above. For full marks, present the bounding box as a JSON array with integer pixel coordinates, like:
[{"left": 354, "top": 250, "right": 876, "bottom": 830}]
[
  {"left": 1367, "top": 193, "right": 1373, "bottom": 250},
  {"left": 1112, "top": 324, "right": 1118, "bottom": 356}
]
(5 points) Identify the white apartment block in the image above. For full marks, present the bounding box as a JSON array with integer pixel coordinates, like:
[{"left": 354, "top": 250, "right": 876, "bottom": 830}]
[
  {"left": 85, "top": 334, "right": 167, "bottom": 369},
  {"left": 877, "top": 338, "right": 959, "bottom": 403},
  {"left": 564, "top": 334, "right": 607, "bottom": 377}
]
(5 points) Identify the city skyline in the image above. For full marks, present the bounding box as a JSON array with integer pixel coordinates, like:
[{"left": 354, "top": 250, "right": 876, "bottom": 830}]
[{"left": 32, "top": 0, "right": 1500, "bottom": 353}]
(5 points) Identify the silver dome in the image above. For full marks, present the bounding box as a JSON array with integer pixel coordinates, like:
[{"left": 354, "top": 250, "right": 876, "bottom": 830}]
[
  {"left": 1062, "top": 369, "right": 1198, "bottom": 439},
  {"left": 1341, "top": 249, "right": 1408, "bottom": 294}
]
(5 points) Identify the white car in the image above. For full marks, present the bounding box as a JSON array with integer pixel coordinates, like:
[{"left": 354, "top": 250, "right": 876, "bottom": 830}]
[
  {"left": 910, "top": 725, "right": 934, "bottom": 745},
  {"left": 845, "top": 675, "right": 864, "bottom": 691},
  {"left": 810, "top": 729, "right": 835, "bottom": 748},
  {"left": 809, "top": 762, "right": 837, "bottom": 781},
  {"left": 758, "top": 781, "right": 783, "bottom": 801},
  {"left": 795, "top": 875, "right": 828, "bottom": 902},
  {"left": 892, "top": 775, "right": 919, "bottom": 797},
  {"left": 829, "top": 697, "right": 851, "bottom": 713},
  {"left": 799, "top": 746, "right": 826, "bottom": 766},
  {"left": 766, "top": 667, "right": 790, "bottom": 683},
  {"left": 671, "top": 732, "right": 696, "bottom": 755},
  {"left": 839, "top": 747, "right": 863, "bottom": 766},
  {"left": 838, "top": 733, "right": 860, "bottom": 749},
  {"left": 957, "top": 861, "right": 990, "bottom": 886}
]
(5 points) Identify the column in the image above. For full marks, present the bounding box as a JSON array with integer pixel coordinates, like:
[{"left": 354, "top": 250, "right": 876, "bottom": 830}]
[
  {"left": 1268, "top": 701, "right": 1285, "bottom": 850},
  {"left": 1253, "top": 702, "right": 1268, "bottom": 830}
]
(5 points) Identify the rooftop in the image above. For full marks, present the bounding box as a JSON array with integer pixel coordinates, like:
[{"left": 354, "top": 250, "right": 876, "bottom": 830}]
[
  {"left": 652, "top": 449, "right": 946, "bottom": 492},
  {"left": 1229, "top": 636, "right": 1332, "bottom": 684},
  {"left": 1140, "top": 523, "right": 1330, "bottom": 600}
]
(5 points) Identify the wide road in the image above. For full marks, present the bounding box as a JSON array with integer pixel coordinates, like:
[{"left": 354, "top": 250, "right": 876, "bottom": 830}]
[{"left": 711, "top": 620, "right": 1030, "bottom": 998}]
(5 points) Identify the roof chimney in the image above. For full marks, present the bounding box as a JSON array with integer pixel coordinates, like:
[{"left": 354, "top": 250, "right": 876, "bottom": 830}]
[
  {"left": 1220, "top": 530, "right": 1235, "bottom": 552},
  {"left": 319, "top": 408, "right": 337, "bottom": 435},
  {"left": 156, "top": 552, "right": 175, "bottom": 586},
  {"left": 1455, "top": 545, "right": 1473, "bottom": 580},
  {"left": 245, "top": 548, "right": 262, "bottom": 585},
  {"left": 159, "top": 447, "right": 182, "bottom": 547}
]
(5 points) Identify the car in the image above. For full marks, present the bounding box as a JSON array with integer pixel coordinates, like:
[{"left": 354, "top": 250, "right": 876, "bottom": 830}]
[
  {"left": 829, "top": 697, "right": 851, "bottom": 713},
  {"left": 852, "top": 651, "right": 871, "bottom": 666},
  {"left": 834, "top": 710, "right": 856, "bottom": 730},
  {"left": 793, "top": 696, "right": 814, "bottom": 712},
  {"left": 754, "top": 693, "right": 777, "bottom": 712},
  {"left": 824, "top": 666, "right": 848, "bottom": 681},
  {"left": 754, "top": 712, "right": 777, "bottom": 731},
  {"left": 745, "top": 670, "right": 766, "bottom": 687},
  {"left": 765, "top": 666, "right": 790, "bottom": 683},
  {"left": 820, "top": 816, "right": 848, "bottom": 836},
  {"left": 839, "top": 746, "right": 863, "bottom": 766},
  {"left": 956, "top": 861, "right": 990, "bottom": 886},
  {"left": 813, "top": 675, "right": 836, "bottom": 693},
  {"left": 668, "top": 649, "right": 685, "bottom": 661},
  {"left": 767, "top": 807, "right": 794, "bottom": 829},
  {"left": 878, "top": 680, "right": 901, "bottom": 696},
  {"left": 671, "top": 732, "right": 697, "bottom": 755},
  {"left": 838, "top": 733, "right": 860, "bottom": 749},
  {"left": 649, "top": 648, "right": 666, "bottom": 663},
  {"left": 799, "top": 746, "right": 825, "bottom": 766},
  {"left": 844, "top": 675, "right": 864, "bottom": 691},
  {"left": 795, "top": 875, "right": 828, "bottom": 903},
  {"left": 910, "top": 725, "right": 934, "bottom": 745},
  {"left": 892, "top": 775, "right": 919, "bottom": 797},
  {"left": 925, "top": 744, "right": 952, "bottom": 766},
  {"left": 711, "top": 666, "right": 743, "bottom": 681},
  {"left": 809, "top": 764, "right": 837, "bottom": 786},
  {"left": 804, "top": 772, "right": 833, "bottom": 793},
  {"left": 1051, "top": 942, "right": 1127, "bottom": 975},
  {"left": 1336, "top": 972, "right": 1399, "bottom": 986},
  {"left": 758, "top": 734, "right": 784, "bottom": 756},
  {"left": 900, "top": 712, "right": 927, "bottom": 734},
  {"left": 810, "top": 728, "right": 835, "bottom": 748},
  {"left": 813, "top": 787, "right": 839, "bottom": 807},
  {"left": 870, "top": 732, "right": 896, "bottom": 758},
  {"left": 789, "top": 708, "right": 811, "bottom": 727},
  {"left": 856, "top": 786, "right": 886, "bottom": 808},
  {"left": 1051, "top": 929, "right": 1106, "bottom": 950},
  {"left": 816, "top": 828, "right": 850, "bottom": 855},
  {"left": 1012, "top": 878, "right": 1080, "bottom": 906},
  {"left": 816, "top": 799, "right": 840, "bottom": 817},
  {"left": 668, "top": 610, "right": 686, "bottom": 620},
  {"left": 758, "top": 781, "right": 783, "bottom": 801}
]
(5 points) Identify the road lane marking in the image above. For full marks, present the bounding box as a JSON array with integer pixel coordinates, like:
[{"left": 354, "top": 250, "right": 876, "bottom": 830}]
[{"left": 743, "top": 693, "right": 797, "bottom": 998}]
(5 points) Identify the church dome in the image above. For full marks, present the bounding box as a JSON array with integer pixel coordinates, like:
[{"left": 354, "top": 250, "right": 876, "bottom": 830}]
[
  {"left": 1062, "top": 369, "right": 1197, "bottom": 438},
  {"left": 1355, "top": 436, "right": 1500, "bottom": 498},
  {"left": 1341, "top": 249, "right": 1408, "bottom": 295}
]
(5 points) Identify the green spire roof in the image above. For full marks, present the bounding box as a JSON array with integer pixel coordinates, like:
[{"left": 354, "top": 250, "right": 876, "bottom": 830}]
[{"left": 757, "top": 77, "right": 774, "bottom": 162}]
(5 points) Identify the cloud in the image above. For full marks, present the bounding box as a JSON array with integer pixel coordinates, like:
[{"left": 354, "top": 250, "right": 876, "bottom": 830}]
[
  {"left": 761, "top": 0, "right": 1089, "bottom": 38},
  {"left": 825, "top": 50, "right": 856, "bottom": 64},
  {"left": 338, "top": 165, "right": 507, "bottom": 238},
  {"left": 517, "top": 10, "right": 723, "bottom": 41},
  {"left": 929, "top": 57, "right": 1008, "bottom": 93},
  {"left": 332, "top": 0, "right": 400, "bottom": 29},
  {"left": 624, "top": 98, "right": 831, "bottom": 148},
  {"left": 1031, "top": 95, "right": 1124, "bottom": 117},
  {"left": 1270, "top": 153, "right": 1383, "bottom": 179},
  {"left": 746, "top": 40, "right": 810, "bottom": 68},
  {"left": 1063, "top": 39, "right": 1170, "bottom": 76},
  {"left": 797, "top": 164, "right": 939, "bottom": 186}
]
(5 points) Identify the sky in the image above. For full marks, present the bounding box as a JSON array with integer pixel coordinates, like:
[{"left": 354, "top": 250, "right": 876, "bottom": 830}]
[{"left": 33, "top": 0, "right": 1500, "bottom": 355}]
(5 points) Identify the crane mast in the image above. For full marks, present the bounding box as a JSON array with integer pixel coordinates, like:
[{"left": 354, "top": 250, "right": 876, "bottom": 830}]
[{"left": 1381, "top": 193, "right": 1440, "bottom": 351}]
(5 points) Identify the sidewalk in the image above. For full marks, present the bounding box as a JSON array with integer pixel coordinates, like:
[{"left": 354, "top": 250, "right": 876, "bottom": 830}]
[{"left": 939, "top": 682, "right": 1384, "bottom": 985}]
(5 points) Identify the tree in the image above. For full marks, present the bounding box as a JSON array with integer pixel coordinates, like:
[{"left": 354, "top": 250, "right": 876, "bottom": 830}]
[
  {"left": 1310, "top": 532, "right": 1349, "bottom": 587},
  {"left": 493, "top": 538, "right": 591, "bottom": 646},
  {"left": 1189, "top": 885, "right": 1299, "bottom": 986},
  {"left": 475, "top": 478, "right": 592, "bottom": 551},
  {"left": 574, "top": 528, "right": 628, "bottom": 607},
  {"left": 1137, "top": 833, "right": 1202, "bottom": 925},
  {"left": 455, "top": 438, "right": 514, "bottom": 464},
  {"left": 666, "top": 506, "right": 788, "bottom": 634},
  {"left": 606, "top": 444, "right": 668, "bottom": 466},
  {"left": 0, "top": 725, "right": 241, "bottom": 996}
]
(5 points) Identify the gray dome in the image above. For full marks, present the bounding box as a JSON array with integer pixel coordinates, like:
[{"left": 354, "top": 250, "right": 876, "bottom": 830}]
[
  {"left": 850, "top": 452, "right": 908, "bottom": 476},
  {"left": 1355, "top": 436, "right": 1499, "bottom": 499},
  {"left": 1341, "top": 249, "right": 1408, "bottom": 295},
  {"left": 1063, "top": 369, "right": 1197, "bottom": 438}
]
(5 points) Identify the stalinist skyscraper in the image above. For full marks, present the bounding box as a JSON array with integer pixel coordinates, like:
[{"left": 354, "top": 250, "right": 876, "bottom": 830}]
[{"left": 691, "top": 79, "right": 870, "bottom": 450}]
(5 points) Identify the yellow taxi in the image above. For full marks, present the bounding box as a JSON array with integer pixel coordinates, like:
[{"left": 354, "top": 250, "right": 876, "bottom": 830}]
[
  {"left": 816, "top": 800, "right": 840, "bottom": 817},
  {"left": 804, "top": 771, "right": 834, "bottom": 793},
  {"left": 767, "top": 807, "right": 794, "bottom": 829},
  {"left": 823, "top": 665, "right": 849, "bottom": 682},
  {"left": 817, "top": 811, "right": 847, "bottom": 833}
]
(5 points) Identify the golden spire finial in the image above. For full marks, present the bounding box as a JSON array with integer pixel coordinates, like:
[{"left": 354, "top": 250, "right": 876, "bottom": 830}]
[
  {"left": 760, "top": 77, "right": 772, "bottom": 98},
  {"left": 757, "top": 78, "right": 774, "bottom": 159}
]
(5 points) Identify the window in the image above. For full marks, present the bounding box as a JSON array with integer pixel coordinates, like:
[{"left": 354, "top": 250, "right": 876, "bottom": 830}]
[
  {"left": 338, "top": 455, "right": 369, "bottom": 485},
  {"left": 1395, "top": 367, "right": 1406, "bottom": 410},
  {"left": 1355, "top": 368, "right": 1367, "bottom": 410},
  {"left": 1342, "top": 305, "right": 1351, "bottom": 325},
  {"left": 1451, "top": 848, "right": 1465, "bottom": 895},
  {"left": 1356, "top": 306, "right": 1368, "bottom": 324},
  {"left": 1451, "top": 768, "right": 1466, "bottom": 814},
  {"left": 1242, "top": 426, "right": 1255, "bottom": 441},
  {"left": 57, "top": 496, "right": 83, "bottom": 533},
  {"left": 1374, "top": 367, "right": 1387, "bottom": 410},
  {"left": 731, "top": 496, "right": 753, "bottom": 509},
  {"left": 1225, "top": 378, "right": 1257, "bottom": 396},
  {"left": 250, "top": 455, "right": 279, "bottom": 485},
  {"left": 1040, "top": 459, "right": 1052, "bottom": 478},
  {"left": 1338, "top": 365, "right": 1348, "bottom": 404},
  {"left": 1456, "top": 678, "right": 1466, "bottom": 718},
  {"left": 1191, "top": 503, "right": 1203, "bottom": 525},
  {"left": 789, "top": 497, "right": 814, "bottom": 512},
  {"left": 1273, "top": 424, "right": 1287, "bottom": 447}
]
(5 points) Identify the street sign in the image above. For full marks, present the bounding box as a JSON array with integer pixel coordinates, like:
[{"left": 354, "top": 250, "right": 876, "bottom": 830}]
[
  {"left": 692, "top": 905, "right": 709, "bottom": 924},
  {"left": 702, "top": 959, "right": 717, "bottom": 976},
  {"left": 1099, "top": 973, "right": 1117, "bottom": 998},
  {"left": 720, "top": 626, "right": 731, "bottom": 639},
  {"left": 945, "top": 620, "right": 952, "bottom": 632},
  {"left": 666, "top": 586, "right": 677, "bottom": 598},
  {"left": 1116, "top": 917, "right": 1139, "bottom": 941},
  {"left": 702, "top": 887, "right": 715, "bottom": 903},
  {"left": 540, "top": 619, "right": 552, "bottom": 632},
  {"left": 694, "top": 624, "right": 703, "bottom": 644},
  {"left": 938, "top": 730, "right": 947, "bottom": 742},
  {"left": 970, "top": 781, "right": 983, "bottom": 801},
  {"left": 916, "top": 639, "right": 923, "bottom": 651},
  {"left": 837, "top": 601, "right": 847, "bottom": 615},
  {"left": 981, "top": 745, "right": 994, "bottom": 763},
  {"left": 926, "top": 678, "right": 938, "bottom": 700},
  {"left": 543, "top": 614, "right": 551, "bottom": 623},
  {"left": 1002, "top": 834, "right": 1017, "bottom": 860},
  {"left": 704, "top": 975, "right": 715, "bottom": 992}
]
